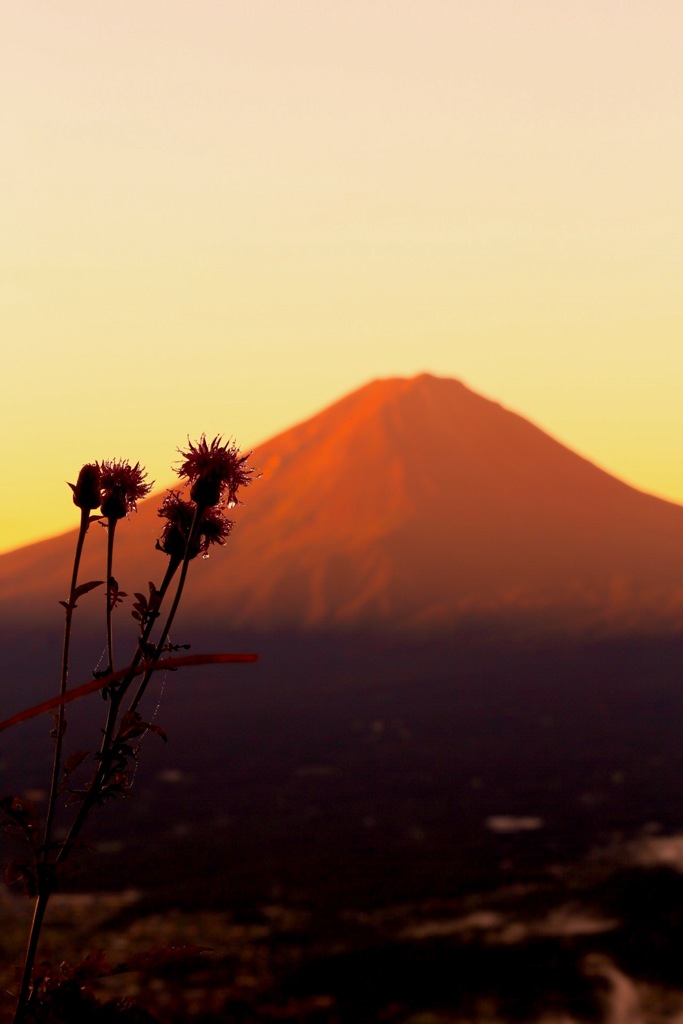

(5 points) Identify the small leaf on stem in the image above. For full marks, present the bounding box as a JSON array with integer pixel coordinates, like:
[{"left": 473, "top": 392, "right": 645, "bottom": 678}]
[
  {"left": 63, "top": 751, "right": 90, "bottom": 775},
  {"left": 73, "top": 580, "right": 104, "bottom": 601}
]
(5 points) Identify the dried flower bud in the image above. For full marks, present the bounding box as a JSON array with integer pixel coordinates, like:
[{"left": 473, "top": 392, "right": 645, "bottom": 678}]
[
  {"left": 101, "top": 485, "right": 128, "bottom": 520},
  {"left": 189, "top": 469, "right": 223, "bottom": 508},
  {"left": 156, "top": 490, "right": 233, "bottom": 561},
  {"left": 199, "top": 505, "right": 233, "bottom": 550},
  {"left": 156, "top": 491, "right": 195, "bottom": 561},
  {"left": 68, "top": 463, "right": 101, "bottom": 511}
]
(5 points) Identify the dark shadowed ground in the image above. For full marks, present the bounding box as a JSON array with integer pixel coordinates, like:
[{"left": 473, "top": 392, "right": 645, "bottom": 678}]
[{"left": 3, "top": 631, "right": 683, "bottom": 1021}]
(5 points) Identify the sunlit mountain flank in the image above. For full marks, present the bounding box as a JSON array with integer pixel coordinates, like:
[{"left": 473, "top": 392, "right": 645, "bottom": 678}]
[{"left": 3, "top": 373, "right": 683, "bottom": 637}]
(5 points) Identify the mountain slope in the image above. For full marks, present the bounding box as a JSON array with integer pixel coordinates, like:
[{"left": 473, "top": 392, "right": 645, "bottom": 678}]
[{"left": 2, "top": 373, "right": 683, "bottom": 636}]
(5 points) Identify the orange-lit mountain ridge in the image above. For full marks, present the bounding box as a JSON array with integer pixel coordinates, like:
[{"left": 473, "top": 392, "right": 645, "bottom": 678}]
[{"left": 3, "top": 373, "right": 683, "bottom": 637}]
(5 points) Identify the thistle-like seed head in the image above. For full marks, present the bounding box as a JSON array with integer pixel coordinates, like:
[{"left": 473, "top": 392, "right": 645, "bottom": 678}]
[
  {"left": 176, "top": 435, "right": 254, "bottom": 508},
  {"left": 156, "top": 490, "right": 233, "bottom": 561},
  {"left": 99, "top": 460, "right": 152, "bottom": 521}
]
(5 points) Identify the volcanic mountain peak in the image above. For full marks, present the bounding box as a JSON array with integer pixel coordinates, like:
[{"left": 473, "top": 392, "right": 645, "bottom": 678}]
[
  {"left": 250, "top": 372, "right": 641, "bottom": 537},
  {"left": 2, "top": 373, "right": 683, "bottom": 636}
]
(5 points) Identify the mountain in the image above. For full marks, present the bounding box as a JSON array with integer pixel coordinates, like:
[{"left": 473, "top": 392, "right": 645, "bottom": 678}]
[
  {"left": 2, "top": 373, "right": 683, "bottom": 639},
  {"left": 5, "top": 373, "right": 683, "bottom": 919}
]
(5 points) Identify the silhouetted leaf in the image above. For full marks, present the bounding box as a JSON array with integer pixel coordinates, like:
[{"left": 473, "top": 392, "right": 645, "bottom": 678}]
[
  {"left": 108, "top": 577, "right": 128, "bottom": 610},
  {"left": 5, "top": 858, "right": 37, "bottom": 896},
  {"left": 65, "top": 790, "right": 88, "bottom": 806},
  {"left": 64, "top": 750, "right": 90, "bottom": 775},
  {"left": 145, "top": 722, "right": 168, "bottom": 743},
  {"left": 116, "top": 711, "right": 146, "bottom": 742},
  {"left": 0, "top": 795, "right": 40, "bottom": 836},
  {"left": 74, "top": 580, "right": 104, "bottom": 601},
  {"left": 59, "top": 579, "right": 104, "bottom": 610}
]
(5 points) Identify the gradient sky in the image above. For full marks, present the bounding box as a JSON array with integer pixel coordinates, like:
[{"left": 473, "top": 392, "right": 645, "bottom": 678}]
[{"left": 2, "top": 1, "right": 682, "bottom": 553}]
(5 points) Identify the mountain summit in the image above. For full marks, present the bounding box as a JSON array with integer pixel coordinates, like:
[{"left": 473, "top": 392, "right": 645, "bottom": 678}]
[{"left": 3, "top": 373, "right": 683, "bottom": 636}]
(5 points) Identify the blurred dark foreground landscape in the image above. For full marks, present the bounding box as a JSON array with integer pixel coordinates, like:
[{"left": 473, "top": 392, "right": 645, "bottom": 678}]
[{"left": 5, "top": 630, "right": 683, "bottom": 1023}]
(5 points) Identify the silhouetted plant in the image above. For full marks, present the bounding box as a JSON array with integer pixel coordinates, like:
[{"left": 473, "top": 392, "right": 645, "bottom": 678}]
[{"left": 0, "top": 437, "right": 256, "bottom": 1023}]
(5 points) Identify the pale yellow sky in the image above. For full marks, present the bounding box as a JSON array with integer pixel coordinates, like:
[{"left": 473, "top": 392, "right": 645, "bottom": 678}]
[{"left": 2, "top": 1, "right": 682, "bottom": 552}]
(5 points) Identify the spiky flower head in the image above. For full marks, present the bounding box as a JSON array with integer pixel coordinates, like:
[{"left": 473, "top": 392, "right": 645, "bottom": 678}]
[
  {"left": 68, "top": 463, "right": 101, "bottom": 511},
  {"left": 99, "top": 460, "right": 152, "bottom": 521},
  {"left": 176, "top": 435, "right": 254, "bottom": 508},
  {"left": 198, "top": 504, "right": 233, "bottom": 550},
  {"left": 156, "top": 490, "right": 233, "bottom": 561}
]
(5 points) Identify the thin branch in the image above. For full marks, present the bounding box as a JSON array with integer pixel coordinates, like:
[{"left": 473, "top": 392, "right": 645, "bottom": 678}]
[{"left": 0, "top": 653, "right": 257, "bottom": 733}]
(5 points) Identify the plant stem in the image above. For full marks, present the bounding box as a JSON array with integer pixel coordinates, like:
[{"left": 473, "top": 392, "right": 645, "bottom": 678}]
[
  {"left": 14, "top": 509, "right": 91, "bottom": 1022},
  {"left": 53, "top": 553, "right": 183, "bottom": 871},
  {"left": 128, "top": 506, "right": 202, "bottom": 713},
  {"left": 42, "top": 507, "right": 90, "bottom": 856},
  {"left": 14, "top": 530, "right": 178, "bottom": 1017},
  {"left": 105, "top": 518, "right": 117, "bottom": 674},
  {"left": 14, "top": 887, "right": 50, "bottom": 1023},
  {"left": 53, "top": 687, "right": 126, "bottom": 871}
]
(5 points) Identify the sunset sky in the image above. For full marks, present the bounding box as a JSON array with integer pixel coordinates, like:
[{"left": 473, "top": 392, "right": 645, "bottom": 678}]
[{"left": 2, "top": 1, "right": 682, "bottom": 553}]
